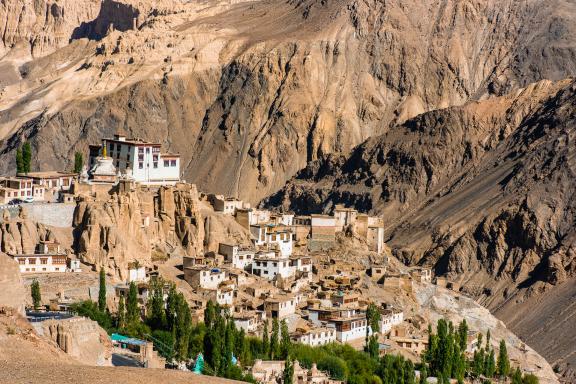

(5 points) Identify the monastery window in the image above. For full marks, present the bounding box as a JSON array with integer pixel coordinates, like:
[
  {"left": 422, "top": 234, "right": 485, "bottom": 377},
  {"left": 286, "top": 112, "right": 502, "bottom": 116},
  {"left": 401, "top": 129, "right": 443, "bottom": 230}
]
[
  {"left": 153, "top": 162, "right": 158, "bottom": 168},
  {"left": 138, "top": 147, "right": 143, "bottom": 153},
  {"left": 139, "top": 162, "right": 143, "bottom": 169},
  {"left": 171, "top": 160, "right": 176, "bottom": 167},
  {"left": 42, "top": 268, "right": 46, "bottom": 271},
  {"left": 146, "top": 148, "right": 150, "bottom": 154},
  {"left": 18, "top": 259, "right": 25, "bottom": 265},
  {"left": 40, "top": 258, "right": 48, "bottom": 265},
  {"left": 164, "top": 160, "right": 169, "bottom": 167},
  {"left": 27, "top": 191, "right": 31, "bottom": 196},
  {"left": 127, "top": 154, "right": 130, "bottom": 161},
  {"left": 29, "top": 258, "right": 36, "bottom": 265},
  {"left": 21, "top": 191, "right": 25, "bottom": 196}
]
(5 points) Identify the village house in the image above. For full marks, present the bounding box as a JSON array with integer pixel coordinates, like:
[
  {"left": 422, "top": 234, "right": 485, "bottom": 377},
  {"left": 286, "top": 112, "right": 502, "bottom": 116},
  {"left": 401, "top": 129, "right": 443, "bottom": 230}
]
[
  {"left": 251, "top": 251, "right": 294, "bottom": 280},
  {"left": 10, "top": 240, "right": 67, "bottom": 273},
  {"left": 334, "top": 205, "right": 358, "bottom": 232},
  {"left": 330, "top": 291, "right": 360, "bottom": 307},
  {"left": 0, "top": 177, "right": 43, "bottom": 204},
  {"left": 235, "top": 208, "right": 271, "bottom": 229},
  {"left": 292, "top": 215, "right": 312, "bottom": 242},
  {"left": 233, "top": 311, "right": 263, "bottom": 333},
  {"left": 251, "top": 224, "right": 294, "bottom": 257},
  {"left": 209, "top": 195, "right": 246, "bottom": 214},
  {"left": 88, "top": 132, "right": 180, "bottom": 185},
  {"left": 184, "top": 266, "right": 227, "bottom": 290},
  {"left": 409, "top": 267, "right": 432, "bottom": 283},
  {"left": 265, "top": 294, "right": 297, "bottom": 319},
  {"left": 290, "top": 255, "right": 313, "bottom": 274},
  {"left": 368, "top": 264, "right": 387, "bottom": 282},
  {"left": 309, "top": 215, "right": 336, "bottom": 251},
  {"left": 17, "top": 171, "right": 76, "bottom": 202},
  {"left": 292, "top": 326, "right": 337, "bottom": 347},
  {"left": 390, "top": 327, "right": 429, "bottom": 355},
  {"left": 127, "top": 263, "right": 147, "bottom": 283},
  {"left": 331, "top": 314, "right": 371, "bottom": 343},
  {"left": 379, "top": 308, "right": 404, "bottom": 334},
  {"left": 218, "top": 243, "right": 255, "bottom": 270}
]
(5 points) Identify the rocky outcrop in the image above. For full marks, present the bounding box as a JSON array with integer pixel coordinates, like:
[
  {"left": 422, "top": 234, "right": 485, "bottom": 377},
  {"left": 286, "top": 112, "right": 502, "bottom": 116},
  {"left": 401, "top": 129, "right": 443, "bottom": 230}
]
[
  {"left": 73, "top": 183, "right": 204, "bottom": 278},
  {"left": 0, "top": 207, "right": 58, "bottom": 255},
  {"left": 0, "top": 0, "right": 100, "bottom": 58},
  {"left": 1, "top": 0, "right": 576, "bottom": 203},
  {"left": 42, "top": 317, "right": 112, "bottom": 366},
  {"left": 0, "top": 252, "right": 27, "bottom": 315}
]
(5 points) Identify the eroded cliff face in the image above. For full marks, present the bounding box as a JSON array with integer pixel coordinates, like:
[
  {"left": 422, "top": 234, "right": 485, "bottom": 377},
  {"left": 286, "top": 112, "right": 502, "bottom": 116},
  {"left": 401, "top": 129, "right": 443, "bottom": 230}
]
[
  {"left": 1, "top": 0, "right": 576, "bottom": 203},
  {"left": 42, "top": 317, "right": 112, "bottom": 366},
  {"left": 73, "top": 183, "right": 204, "bottom": 278},
  {"left": 0, "top": 207, "right": 58, "bottom": 255}
]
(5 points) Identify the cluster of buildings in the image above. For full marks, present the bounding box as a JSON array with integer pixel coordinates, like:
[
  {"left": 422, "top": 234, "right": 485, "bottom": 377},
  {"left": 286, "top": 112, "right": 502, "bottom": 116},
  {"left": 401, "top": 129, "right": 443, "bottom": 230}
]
[{"left": 0, "top": 172, "right": 76, "bottom": 205}]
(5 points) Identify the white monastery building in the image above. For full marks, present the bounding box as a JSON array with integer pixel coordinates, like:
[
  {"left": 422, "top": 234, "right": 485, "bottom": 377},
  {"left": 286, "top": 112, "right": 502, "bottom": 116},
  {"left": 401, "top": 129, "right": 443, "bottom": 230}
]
[{"left": 89, "top": 133, "right": 180, "bottom": 185}]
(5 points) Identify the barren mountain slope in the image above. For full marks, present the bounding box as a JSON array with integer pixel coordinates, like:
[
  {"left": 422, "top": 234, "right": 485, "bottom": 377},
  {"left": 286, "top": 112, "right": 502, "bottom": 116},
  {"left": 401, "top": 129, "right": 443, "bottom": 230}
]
[
  {"left": 1, "top": 0, "right": 576, "bottom": 202},
  {"left": 263, "top": 79, "right": 576, "bottom": 373}
]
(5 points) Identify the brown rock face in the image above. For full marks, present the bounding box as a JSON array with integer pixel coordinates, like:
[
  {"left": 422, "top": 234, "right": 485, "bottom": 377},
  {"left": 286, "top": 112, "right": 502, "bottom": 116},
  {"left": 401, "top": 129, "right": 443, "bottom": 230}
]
[
  {"left": 264, "top": 78, "right": 576, "bottom": 371},
  {"left": 1, "top": 0, "right": 576, "bottom": 203},
  {"left": 0, "top": 252, "right": 27, "bottom": 315},
  {"left": 73, "top": 183, "right": 204, "bottom": 277},
  {"left": 0, "top": 207, "right": 55, "bottom": 256},
  {"left": 43, "top": 317, "right": 112, "bottom": 366}
]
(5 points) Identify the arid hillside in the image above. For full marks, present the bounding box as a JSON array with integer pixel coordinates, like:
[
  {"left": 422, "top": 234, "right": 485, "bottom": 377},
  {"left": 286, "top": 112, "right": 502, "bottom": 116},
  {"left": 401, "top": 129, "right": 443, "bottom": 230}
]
[
  {"left": 1, "top": 0, "right": 576, "bottom": 203},
  {"left": 263, "top": 78, "right": 576, "bottom": 377}
]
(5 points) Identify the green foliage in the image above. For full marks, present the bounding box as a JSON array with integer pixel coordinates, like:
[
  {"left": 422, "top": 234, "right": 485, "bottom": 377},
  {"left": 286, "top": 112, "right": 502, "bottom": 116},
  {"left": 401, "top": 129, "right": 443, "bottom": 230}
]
[
  {"left": 117, "top": 295, "right": 126, "bottom": 329},
  {"left": 485, "top": 348, "right": 496, "bottom": 378},
  {"left": 280, "top": 319, "right": 290, "bottom": 359},
  {"left": 151, "top": 329, "right": 174, "bottom": 360},
  {"left": 98, "top": 269, "right": 106, "bottom": 312},
  {"left": 270, "top": 318, "right": 280, "bottom": 359},
  {"left": 424, "top": 319, "right": 469, "bottom": 381},
  {"left": 512, "top": 367, "right": 523, "bottom": 384},
  {"left": 366, "top": 303, "right": 381, "bottom": 334},
  {"left": 74, "top": 152, "right": 84, "bottom": 173},
  {"left": 522, "top": 373, "right": 539, "bottom": 384},
  {"left": 317, "top": 356, "right": 349, "bottom": 380},
  {"left": 22, "top": 142, "right": 31, "bottom": 173},
  {"left": 457, "top": 318, "right": 468, "bottom": 351},
  {"left": 16, "top": 147, "right": 23, "bottom": 174},
  {"left": 377, "top": 353, "right": 415, "bottom": 384},
  {"left": 367, "top": 335, "right": 379, "bottom": 360},
  {"left": 126, "top": 281, "right": 139, "bottom": 324},
  {"left": 283, "top": 357, "right": 294, "bottom": 384},
  {"left": 497, "top": 339, "right": 510, "bottom": 377},
  {"left": 146, "top": 277, "right": 166, "bottom": 330},
  {"left": 31, "top": 280, "right": 41, "bottom": 310},
  {"left": 71, "top": 300, "right": 113, "bottom": 332}
]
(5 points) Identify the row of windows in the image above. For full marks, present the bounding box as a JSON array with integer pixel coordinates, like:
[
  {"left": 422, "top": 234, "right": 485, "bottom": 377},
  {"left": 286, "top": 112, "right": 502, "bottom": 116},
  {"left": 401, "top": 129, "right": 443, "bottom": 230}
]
[
  {"left": 255, "top": 261, "right": 289, "bottom": 267},
  {"left": 24, "top": 267, "right": 59, "bottom": 272}
]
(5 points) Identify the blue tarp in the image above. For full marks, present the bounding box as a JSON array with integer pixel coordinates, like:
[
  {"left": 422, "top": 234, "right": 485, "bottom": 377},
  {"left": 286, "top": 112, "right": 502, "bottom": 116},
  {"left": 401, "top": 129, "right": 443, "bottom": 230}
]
[{"left": 111, "top": 333, "right": 147, "bottom": 346}]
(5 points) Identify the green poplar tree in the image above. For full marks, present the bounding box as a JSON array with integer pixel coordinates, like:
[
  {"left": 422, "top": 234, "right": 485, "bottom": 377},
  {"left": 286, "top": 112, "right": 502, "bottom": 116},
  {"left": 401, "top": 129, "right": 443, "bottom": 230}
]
[
  {"left": 485, "top": 348, "right": 496, "bottom": 377},
  {"left": 497, "top": 339, "right": 510, "bottom": 377},
  {"left": 146, "top": 277, "right": 166, "bottom": 329},
  {"left": 98, "top": 269, "right": 106, "bottom": 312},
  {"left": 280, "top": 319, "right": 291, "bottom": 359},
  {"left": 117, "top": 295, "right": 126, "bottom": 329},
  {"left": 457, "top": 319, "right": 468, "bottom": 351},
  {"left": 126, "top": 281, "right": 139, "bottom": 324},
  {"left": 283, "top": 357, "right": 294, "bottom": 384},
  {"left": 74, "top": 152, "right": 84, "bottom": 173},
  {"left": 270, "top": 318, "right": 280, "bottom": 359},
  {"left": 31, "top": 280, "right": 41, "bottom": 310}
]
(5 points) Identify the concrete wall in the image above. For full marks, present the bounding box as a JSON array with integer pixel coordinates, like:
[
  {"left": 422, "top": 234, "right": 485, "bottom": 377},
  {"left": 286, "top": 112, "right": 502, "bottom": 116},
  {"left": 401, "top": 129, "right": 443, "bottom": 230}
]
[
  {"left": 0, "top": 203, "right": 75, "bottom": 228},
  {"left": 27, "top": 204, "right": 76, "bottom": 228}
]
